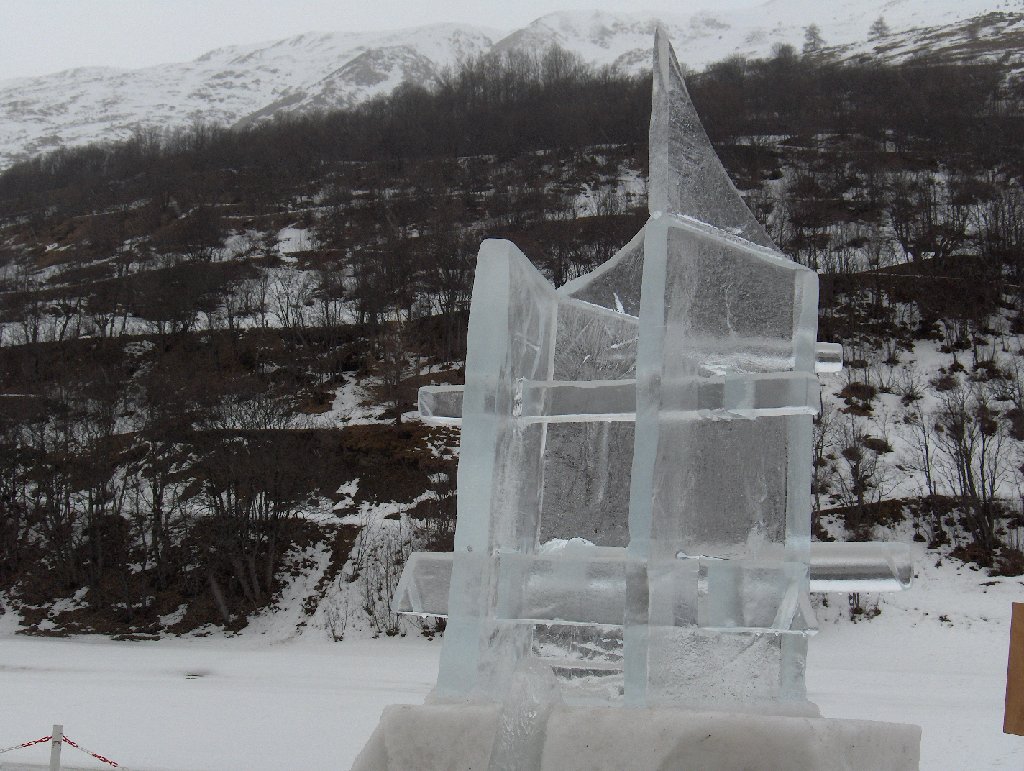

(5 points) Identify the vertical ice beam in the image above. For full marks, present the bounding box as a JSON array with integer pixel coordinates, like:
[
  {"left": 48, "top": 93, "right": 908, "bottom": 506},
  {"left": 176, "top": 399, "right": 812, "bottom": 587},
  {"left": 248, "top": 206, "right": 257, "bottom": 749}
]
[
  {"left": 781, "top": 278, "right": 819, "bottom": 706},
  {"left": 622, "top": 216, "right": 668, "bottom": 706},
  {"left": 648, "top": 27, "right": 775, "bottom": 248},
  {"left": 434, "top": 239, "right": 559, "bottom": 701},
  {"left": 625, "top": 214, "right": 820, "bottom": 709}
]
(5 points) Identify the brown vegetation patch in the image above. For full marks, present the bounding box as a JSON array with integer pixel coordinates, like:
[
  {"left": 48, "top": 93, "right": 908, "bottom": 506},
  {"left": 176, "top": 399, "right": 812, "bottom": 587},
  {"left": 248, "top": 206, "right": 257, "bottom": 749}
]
[
  {"left": 820, "top": 498, "right": 910, "bottom": 536},
  {"left": 992, "top": 547, "right": 1024, "bottom": 577},
  {"left": 861, "top": 435, "right": 893, "bottom": 454}
]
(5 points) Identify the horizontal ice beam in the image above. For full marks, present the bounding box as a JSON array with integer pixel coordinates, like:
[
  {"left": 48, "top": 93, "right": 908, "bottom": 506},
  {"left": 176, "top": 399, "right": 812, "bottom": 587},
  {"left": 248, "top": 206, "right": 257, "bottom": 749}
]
[
  {"left": 815, "top": 342, "right": 843, "bottom": 374},
  {"left": 420, "top": 372, "right": 820, "bottom": 426},
  {"left": 394, "top": 542, "right": 912, "bottom": 622},
  {"left": 805, "top": 541, "right": 914, "bottom": 593},
  {"left": 396, "top": 551, "right": 813, "bottom": 633},
  {"left": 419, "top": 344, "right": 843, "bottom": 425},
  {"left": 417, "top": 384, "right": 465, "bottom": 425}
]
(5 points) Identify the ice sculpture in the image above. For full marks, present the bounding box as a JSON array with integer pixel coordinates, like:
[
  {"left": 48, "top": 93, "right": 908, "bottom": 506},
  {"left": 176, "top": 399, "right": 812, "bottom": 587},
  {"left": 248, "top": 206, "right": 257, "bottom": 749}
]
[{"left": 354, "top": 28, "right": 920, "bottom": 770}]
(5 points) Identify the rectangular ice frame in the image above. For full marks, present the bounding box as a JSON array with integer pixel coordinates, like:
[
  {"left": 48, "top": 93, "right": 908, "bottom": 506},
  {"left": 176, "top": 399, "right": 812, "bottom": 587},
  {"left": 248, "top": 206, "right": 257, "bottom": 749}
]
[
  {"left": 623, "top": 213, "right": 820, "bottom": 707},
  {"left": 413, "top": 222, "right": 892, "bottom": 707},
  {"left": 430, "top": 239, "right": 652, "bottom": 700},
  {"left": 628, "top": 214, "right": 819, "bottom": 561}
]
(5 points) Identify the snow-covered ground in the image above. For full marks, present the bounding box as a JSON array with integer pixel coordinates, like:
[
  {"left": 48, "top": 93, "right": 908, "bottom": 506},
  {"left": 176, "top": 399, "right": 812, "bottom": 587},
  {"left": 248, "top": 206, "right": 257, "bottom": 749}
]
[
  {"left": 1, "top": 555, "right": 1021, "bottom": 770},
  {"left": 809, "top": 551, "right": 1023, "bottom": 770},
  {"left": 0, "top": 636, "right": 438, "bottom": 770}
]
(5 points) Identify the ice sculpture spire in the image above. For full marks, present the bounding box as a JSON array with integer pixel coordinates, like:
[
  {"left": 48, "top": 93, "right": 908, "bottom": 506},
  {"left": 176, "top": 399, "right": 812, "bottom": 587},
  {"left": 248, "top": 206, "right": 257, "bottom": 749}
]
[
  {"left": 557, "top": 27, "right": 775, "bottom": 317},
  {"left": 649, "top": 26, "right": 774, "bottom": 247}
]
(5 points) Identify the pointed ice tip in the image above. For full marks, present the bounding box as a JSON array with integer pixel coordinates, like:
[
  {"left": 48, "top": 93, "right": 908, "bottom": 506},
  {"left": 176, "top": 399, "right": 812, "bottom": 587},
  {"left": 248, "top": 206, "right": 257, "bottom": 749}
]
[
  {"left": 647, "top": 28, "right": 775, "bottom": 248},
  {"left": 653, "top": 24, "right": 675, "bottom": 81}
]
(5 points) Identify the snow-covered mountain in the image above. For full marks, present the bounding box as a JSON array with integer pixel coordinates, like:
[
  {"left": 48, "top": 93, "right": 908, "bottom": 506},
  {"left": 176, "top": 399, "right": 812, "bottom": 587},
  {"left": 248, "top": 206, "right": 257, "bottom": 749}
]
[
  {"left": 497, "top": 1, "right": 1023, "bottom": 72},
  {"left": 0, "top": 23, "right": 496, "bottom": 166},
  {"left": 0, "top": 0, "right": 1020, "bottom": 169}
]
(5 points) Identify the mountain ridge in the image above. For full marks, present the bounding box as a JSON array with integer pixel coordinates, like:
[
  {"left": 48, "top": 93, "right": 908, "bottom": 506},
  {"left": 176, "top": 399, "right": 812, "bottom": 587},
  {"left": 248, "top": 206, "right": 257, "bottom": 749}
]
[{"left": 0, "top": 1, "right": 1020, "bottom": 168}]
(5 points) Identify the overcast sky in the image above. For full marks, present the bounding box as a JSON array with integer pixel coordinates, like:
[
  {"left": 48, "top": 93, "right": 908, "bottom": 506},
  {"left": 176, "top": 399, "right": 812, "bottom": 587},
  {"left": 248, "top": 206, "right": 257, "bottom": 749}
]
[{"left": 0, "top": 0, "right": 764, "bottom": 80}]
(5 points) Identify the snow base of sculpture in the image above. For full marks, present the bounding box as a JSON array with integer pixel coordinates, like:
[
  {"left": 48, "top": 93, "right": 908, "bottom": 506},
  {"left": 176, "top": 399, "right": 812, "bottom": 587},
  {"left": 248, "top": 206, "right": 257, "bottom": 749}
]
[{"left": 351, "top": 704, "right": 921, "bottom": 771}]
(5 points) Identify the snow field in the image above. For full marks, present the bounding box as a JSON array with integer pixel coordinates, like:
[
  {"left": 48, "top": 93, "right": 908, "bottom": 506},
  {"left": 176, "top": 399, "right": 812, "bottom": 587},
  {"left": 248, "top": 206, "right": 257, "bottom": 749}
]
[
  {"left": 0, "top": 636, "right": 438, "bottom": 770},
  {"left": 2, "top": 553, "right": 1022, "bottom": 770}
]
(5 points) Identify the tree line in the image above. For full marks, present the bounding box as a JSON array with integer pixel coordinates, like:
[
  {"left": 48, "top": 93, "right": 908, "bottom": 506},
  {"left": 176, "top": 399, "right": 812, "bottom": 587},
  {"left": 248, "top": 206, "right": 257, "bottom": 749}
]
[{"left": 1, "top": 44, "right": 1019, "bottom": 213}]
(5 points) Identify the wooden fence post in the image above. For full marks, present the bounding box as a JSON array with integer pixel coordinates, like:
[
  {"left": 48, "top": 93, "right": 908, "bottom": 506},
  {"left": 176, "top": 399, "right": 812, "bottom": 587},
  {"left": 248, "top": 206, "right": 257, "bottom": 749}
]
[
  {"left": 1006, "top": 603, "right": 1024, "bottom": 736},
  {"left": 49, "top": 724, "right": 62, "bottom": 771}
]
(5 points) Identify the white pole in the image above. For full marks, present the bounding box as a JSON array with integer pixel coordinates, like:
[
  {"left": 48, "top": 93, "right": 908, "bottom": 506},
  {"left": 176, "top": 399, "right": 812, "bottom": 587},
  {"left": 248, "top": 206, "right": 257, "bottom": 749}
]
[{"left": 49, "top": 724, "right": 62, "bottom": 771}]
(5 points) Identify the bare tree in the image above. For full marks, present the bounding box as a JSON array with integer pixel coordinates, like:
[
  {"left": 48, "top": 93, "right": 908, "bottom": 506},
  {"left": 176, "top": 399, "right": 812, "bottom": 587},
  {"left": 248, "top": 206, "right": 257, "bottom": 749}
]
[
  {"left": 272, "top": 271, "right": 315, "bottom": 336},
  {"left": 353, "top": 517, "right": 411, "bottom": 637},
  {"left": 932, "top": 381, "right": 1009, "bottom": 554},
  {"left": 903, "top": 406, "right": 937, "bottom": 498},
  {"left": 834, "top": 417, "right": 893, "bottom": 536},
  {"left": 888, "top": 174, "right": 969, "bottom": 263},
  {"left": 377, "top": 321, "right": 413, "bottom": 425},
  {"left": 974, "top": 182, "right": 1024, "bottom": 280},
  {"left": 812, "top": 394, "right": 839, "bottom": 513}
]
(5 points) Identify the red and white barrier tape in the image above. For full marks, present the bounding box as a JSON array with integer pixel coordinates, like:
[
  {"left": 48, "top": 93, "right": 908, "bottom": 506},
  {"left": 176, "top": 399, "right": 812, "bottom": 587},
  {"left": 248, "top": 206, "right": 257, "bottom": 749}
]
[
  {"left": 63, "top": 735, "right": 125, "bottom": 768},
  {"left": 0, "top": 733, "right": 126, "bottom": 768},
  {"left": 0, "top": 735, "right": 52, "bottom": 754}
]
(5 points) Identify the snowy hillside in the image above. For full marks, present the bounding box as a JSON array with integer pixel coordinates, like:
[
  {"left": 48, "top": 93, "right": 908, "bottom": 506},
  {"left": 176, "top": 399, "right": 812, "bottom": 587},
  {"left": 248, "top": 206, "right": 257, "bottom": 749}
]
[
  {"left": 492, "top": 0, "right": 1020, "bottom": 71},
  {"left": 0, "top": 0, "right": 1021, "bottom": 168},
  {"left": 0, "top": 36, "right": 1022, "bottom": 767},
  {"left": 0, "top": 24, "right": 496, "bottom": 167}
]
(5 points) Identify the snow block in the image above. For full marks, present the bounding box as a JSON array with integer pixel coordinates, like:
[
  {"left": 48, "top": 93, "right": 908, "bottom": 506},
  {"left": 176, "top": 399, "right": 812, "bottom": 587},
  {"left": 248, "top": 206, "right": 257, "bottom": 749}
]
[
  {"left": 351, "top": 704, "right": 499, "bottom": 770},
  {"left": 351, "top": 704, "right": 920, "bottom": 770},
  {"left": 543, "top": 707, "right": 921, "bottom": 770}
]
